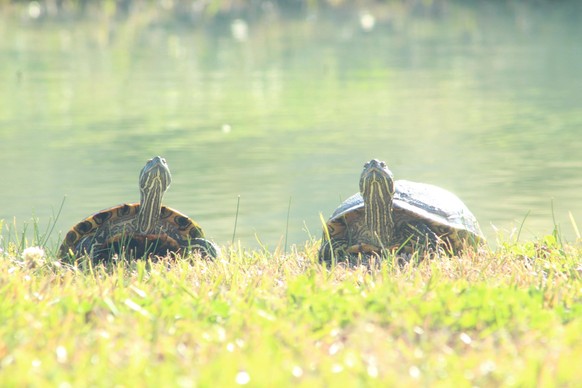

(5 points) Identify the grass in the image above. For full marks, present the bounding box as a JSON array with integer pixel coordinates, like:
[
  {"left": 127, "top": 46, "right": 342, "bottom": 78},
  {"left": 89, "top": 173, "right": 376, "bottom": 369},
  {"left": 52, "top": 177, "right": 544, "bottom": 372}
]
[{"left": 0, "top": 229, "right": 581, "bottom": 386}]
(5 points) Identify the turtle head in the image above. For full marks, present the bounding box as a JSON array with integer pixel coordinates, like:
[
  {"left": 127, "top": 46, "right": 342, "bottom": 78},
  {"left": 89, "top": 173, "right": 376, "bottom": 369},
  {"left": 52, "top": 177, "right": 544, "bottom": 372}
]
[
  {"left": 359, "top": 159, "right": 395, "bottom": 248},
  {"left": 138, "top": 156, "right": 172, "bottom": 233}
]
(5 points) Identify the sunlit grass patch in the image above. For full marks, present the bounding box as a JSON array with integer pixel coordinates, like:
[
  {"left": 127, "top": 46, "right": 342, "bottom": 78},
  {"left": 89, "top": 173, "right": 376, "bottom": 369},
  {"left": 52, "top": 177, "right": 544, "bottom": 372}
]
[{"left": 0, "top": 230, "right": 581, "bottom": 386}]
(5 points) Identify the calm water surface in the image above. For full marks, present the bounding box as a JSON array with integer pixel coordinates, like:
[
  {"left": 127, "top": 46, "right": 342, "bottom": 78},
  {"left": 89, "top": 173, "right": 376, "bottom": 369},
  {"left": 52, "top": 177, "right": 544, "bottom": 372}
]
[{"left": 1, "top": 2, "right": 581, "bottom": 251}]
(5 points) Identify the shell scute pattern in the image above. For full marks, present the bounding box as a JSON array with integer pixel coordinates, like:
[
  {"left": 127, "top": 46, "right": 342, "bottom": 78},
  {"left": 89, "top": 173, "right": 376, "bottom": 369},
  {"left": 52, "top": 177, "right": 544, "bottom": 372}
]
[
  {"left": 61, "top": 203, "right": 213, "bottom": 260},
  {"left": 116, "top": 204, "right": 135, "bottom": 218},
  {"left": 76, "top": 220, "right": 95, "bottom": 235},
  {"left": 174, "top": 215, "right": 193, "bottom": 230},
  {"left": 92, "top": 210, "right": 113, "bottom": 225}
]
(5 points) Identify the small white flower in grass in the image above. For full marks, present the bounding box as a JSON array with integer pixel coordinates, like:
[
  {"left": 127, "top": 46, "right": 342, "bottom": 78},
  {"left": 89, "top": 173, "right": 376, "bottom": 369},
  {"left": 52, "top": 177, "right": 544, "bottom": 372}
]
[
  {"left": 22, "top": 246, "right": 46, "bottom": 266},
  {"left": 231, "top": 19, "right": 249, "bottom": 42},
  {"left": 409, "top": 365, "right": 421, "bottom": 379},
  {"left": 328, "top": 342, "right": 342, "bottom": 355},
  {"left": 215, "top": 326, "right": 226, "bottom": 342},
  {"left": 291, "top": 366, "right": 303, "bottom": 378},
  {"left": 359, "top": 12, "right": 376, "bottom": 32},
  {"left": 56, "top": 346, "right": 68, "bottom": 363},
  {"left": 459, "top": 332, "right": 472, "bottom": 345},
  {"left": 367, "top": 364, "right": 378, "bottom": 378},
  {"left": 235, "top": 371, "right": 250, "bottom": 385},
  {"left": 28, "top": 1, "right": 41, "bottom": 19},
  {"left": 479, "top": 360, "right": 496, "bottom": 375}
]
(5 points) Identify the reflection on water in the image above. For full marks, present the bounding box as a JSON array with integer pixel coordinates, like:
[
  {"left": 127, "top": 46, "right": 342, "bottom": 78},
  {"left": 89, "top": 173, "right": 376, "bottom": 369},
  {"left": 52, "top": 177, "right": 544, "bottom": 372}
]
[{"left": 1, "top": 1, "right": 581, "bottom": 251}]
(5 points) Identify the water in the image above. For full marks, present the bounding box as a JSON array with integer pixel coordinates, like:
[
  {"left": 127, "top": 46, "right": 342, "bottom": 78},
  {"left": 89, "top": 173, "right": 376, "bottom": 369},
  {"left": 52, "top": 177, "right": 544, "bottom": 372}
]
[{"left": 1, "top": 2, "right": 581, "bottom": 251}]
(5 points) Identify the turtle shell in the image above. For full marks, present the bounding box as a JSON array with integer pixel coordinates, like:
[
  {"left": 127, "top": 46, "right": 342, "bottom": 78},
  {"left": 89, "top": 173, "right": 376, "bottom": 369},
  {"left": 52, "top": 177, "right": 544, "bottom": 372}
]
[
  {"left": 60, "top": 203, "right": 206, "bottom": 261},
  {"left": 325, "top": 179, "right": 484, "bottom": 249}
]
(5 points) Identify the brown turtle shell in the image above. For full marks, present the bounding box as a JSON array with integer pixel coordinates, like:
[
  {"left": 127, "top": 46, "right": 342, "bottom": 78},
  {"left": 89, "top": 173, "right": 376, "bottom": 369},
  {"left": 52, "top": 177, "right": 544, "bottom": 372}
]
[{"left": 60, "top": 203, "right": 207, "bottom": 261}]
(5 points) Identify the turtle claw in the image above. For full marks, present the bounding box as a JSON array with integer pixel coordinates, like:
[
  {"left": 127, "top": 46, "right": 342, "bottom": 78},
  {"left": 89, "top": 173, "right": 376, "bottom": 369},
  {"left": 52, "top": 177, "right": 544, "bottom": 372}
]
[{"left": 346, "top": 243, "right": 380, "bottom": 254}]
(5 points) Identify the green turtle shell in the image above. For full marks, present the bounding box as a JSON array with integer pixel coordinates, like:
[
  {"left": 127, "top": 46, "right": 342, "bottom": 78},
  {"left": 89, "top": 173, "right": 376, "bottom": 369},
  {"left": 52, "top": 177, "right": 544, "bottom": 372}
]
[{"left": 326, "top": 179, "right": 484, "bottom": 252}]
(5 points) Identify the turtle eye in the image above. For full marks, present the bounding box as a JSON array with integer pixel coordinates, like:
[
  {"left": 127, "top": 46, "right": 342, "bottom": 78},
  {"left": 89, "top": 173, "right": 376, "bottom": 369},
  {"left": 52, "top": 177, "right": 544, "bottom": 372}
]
[
  {"left": 364, "top": 162, "right": 370, "bottom": 168},
  {"left": 380, "top": 161, "right": 387, "bottom": 168}
]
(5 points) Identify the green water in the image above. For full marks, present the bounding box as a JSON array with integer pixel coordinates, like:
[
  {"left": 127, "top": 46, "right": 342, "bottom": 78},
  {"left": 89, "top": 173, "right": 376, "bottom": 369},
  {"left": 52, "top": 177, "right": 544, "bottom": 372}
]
[{"left": 1, "top": 2, "right": 581, "bottom": 251}]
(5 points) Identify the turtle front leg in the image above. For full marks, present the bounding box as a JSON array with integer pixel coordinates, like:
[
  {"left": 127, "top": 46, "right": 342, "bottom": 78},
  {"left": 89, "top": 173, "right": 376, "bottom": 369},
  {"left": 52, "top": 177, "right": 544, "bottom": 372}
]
[
  {"left": 190, "top": 238, "right": 221, "bottom": 259},
  {"left": 318, "top": 237, "right": 351, "bottom": 264},
  {"left": 396, "top": 222, "right": 440, "bottom": 262},
  {"left": 319, "top": 237, "right": 383, "bottom": 266},
  {"left": 346, "top": 243, "right": 382, "bottom": 255}
]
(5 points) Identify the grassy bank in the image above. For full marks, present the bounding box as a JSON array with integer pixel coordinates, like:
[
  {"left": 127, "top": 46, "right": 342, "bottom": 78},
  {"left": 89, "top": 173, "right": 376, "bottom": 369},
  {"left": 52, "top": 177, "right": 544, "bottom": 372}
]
[{"left": 1, "top": 235, "right": 581, "bottom": 386}]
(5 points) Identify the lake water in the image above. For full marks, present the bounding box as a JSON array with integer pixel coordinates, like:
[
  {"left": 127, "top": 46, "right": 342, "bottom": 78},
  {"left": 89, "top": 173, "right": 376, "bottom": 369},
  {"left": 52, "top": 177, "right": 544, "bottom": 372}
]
[{"left": 1, "top": 1, "right": 581, "bottom": 252}]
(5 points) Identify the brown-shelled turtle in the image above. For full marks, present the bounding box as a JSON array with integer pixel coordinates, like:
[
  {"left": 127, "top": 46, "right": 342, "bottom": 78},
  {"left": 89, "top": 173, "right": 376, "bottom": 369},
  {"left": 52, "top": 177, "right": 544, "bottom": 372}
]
[
  {"left": 319, "top": 159, "right": 484, "bottom": 264},
  {"left": 60, "top": 156, "right": 219, "bottom": 261}
]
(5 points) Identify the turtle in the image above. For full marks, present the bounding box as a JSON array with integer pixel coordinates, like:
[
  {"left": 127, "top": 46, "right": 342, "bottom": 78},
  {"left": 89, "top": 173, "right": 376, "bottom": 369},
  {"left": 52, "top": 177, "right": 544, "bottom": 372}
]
[
  {"left": 60, "top": 156, "right": 219, "bottom": 261},
  {"left": 319, "top": 159, "right": 485, "bottom": 264}
]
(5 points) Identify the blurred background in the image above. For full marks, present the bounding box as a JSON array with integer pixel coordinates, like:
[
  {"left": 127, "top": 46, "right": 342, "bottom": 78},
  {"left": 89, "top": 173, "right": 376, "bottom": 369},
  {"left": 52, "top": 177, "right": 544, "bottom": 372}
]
[{"left": 0, "top": 0, "right": 581, "bottom": 251}]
